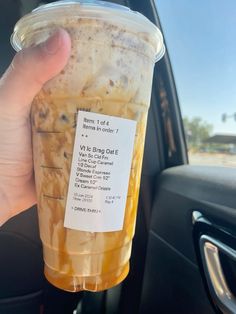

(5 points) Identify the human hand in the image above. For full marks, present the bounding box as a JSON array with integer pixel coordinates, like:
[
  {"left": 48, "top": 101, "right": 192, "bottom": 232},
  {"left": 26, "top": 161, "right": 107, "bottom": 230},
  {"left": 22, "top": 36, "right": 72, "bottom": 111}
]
[{"left": 0, "top": 29, "right": 71, "bottom": 226}]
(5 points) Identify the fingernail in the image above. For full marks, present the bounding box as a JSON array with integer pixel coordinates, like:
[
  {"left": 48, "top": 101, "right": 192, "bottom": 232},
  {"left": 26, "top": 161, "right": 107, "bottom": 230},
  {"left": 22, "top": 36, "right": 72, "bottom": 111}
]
[{"left": 44, "top": 30, "right": 62, "bottom": 55}]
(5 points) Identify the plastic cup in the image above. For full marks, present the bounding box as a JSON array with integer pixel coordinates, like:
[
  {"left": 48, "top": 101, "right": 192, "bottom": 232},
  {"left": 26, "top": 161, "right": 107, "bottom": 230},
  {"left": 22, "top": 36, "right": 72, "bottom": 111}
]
[{"left": 11, "top": 0, "right": 165, "bottom": 292}]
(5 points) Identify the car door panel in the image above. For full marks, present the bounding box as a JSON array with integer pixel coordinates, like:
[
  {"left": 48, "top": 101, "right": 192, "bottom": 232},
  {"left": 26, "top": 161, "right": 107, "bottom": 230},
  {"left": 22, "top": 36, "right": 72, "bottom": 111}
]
[{"left": 140, "top": 165, "right": 236, "bottom": 313}]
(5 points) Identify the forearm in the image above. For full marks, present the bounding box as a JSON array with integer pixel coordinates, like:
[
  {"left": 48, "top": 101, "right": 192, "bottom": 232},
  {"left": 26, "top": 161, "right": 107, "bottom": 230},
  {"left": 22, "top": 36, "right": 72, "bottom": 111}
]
[{"left": 0, "top": 177, "right": 36, "bottom": 226}]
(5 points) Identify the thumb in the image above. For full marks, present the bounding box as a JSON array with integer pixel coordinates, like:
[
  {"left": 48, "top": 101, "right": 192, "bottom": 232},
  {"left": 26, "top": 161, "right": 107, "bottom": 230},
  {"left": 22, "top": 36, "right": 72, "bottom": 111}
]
[{"left": 0, "top": 28, "right": 71, "bottom": 118}]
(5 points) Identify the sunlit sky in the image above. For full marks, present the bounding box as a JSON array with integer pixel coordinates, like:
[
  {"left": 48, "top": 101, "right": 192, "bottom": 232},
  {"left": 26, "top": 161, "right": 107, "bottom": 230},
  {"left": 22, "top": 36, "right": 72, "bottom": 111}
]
[{"left": 156, "top": 0, "right": 236, "bottom": 135}]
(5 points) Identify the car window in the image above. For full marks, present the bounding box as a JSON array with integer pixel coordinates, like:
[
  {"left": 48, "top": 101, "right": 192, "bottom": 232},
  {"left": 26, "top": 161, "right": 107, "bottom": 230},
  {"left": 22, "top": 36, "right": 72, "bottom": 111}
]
[{"left": 155, "top": 0, "right": 236, "bottom": 167}]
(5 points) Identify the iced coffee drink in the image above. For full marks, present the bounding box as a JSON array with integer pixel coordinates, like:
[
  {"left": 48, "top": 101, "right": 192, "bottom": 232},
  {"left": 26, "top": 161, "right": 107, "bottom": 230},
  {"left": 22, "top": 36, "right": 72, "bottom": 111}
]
[{"left": 11, "top": 1, "right": 164, "bottom": 292}]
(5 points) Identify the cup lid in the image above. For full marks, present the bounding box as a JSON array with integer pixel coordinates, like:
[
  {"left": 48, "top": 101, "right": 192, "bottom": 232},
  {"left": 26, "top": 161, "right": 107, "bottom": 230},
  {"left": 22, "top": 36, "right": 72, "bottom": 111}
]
[{"left": 11, "top": 0, "right": 165, "bottom": 62}]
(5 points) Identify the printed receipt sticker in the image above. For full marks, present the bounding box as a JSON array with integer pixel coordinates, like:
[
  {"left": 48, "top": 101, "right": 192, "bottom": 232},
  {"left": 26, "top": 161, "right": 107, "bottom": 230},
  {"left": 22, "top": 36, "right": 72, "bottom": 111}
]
[{"left": 64, "top": 111, "right": 137, "bottom": 232}]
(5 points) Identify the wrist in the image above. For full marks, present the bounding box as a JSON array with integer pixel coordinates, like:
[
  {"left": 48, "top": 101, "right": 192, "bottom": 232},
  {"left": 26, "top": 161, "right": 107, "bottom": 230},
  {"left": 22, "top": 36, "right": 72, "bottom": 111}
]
[{"left": 0, "top": 176, "right": 36, "bottom": 226}]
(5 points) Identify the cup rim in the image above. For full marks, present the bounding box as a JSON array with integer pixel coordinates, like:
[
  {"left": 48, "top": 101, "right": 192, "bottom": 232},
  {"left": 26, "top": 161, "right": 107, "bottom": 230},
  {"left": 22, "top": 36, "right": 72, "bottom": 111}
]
[{"left": 11, "top": 0, "right": 165, "bottom": 63}]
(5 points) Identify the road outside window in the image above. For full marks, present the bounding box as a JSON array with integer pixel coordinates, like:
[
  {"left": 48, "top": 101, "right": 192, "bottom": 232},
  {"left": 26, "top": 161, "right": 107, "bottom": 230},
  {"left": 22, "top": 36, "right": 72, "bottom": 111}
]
[{"left": 156, "top": 0, "right": 236, "bottom": 167}]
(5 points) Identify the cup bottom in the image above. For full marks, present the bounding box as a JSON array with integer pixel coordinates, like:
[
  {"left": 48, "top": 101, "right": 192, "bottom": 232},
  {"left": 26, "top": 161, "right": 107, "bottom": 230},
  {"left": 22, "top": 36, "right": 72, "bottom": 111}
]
[{"left": 44, "top": 262, "right": 129, "bottom": 292}]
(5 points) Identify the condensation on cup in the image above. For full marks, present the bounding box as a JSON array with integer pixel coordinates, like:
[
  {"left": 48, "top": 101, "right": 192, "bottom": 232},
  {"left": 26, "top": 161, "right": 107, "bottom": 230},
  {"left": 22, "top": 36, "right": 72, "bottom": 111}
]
[{"left": 11, "top": 0, "right": 165, "bottom": 292}]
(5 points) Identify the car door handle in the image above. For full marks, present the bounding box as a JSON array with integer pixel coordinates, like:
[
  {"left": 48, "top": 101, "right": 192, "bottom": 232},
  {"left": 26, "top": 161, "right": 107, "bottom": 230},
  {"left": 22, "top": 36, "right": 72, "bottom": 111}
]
[{"left": 200, "top": 235, "right": 236, "bottom": 314}]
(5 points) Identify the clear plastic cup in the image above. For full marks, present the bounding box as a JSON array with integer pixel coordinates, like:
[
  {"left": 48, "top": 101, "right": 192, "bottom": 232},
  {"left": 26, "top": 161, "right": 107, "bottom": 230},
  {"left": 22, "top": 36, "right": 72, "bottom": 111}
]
[{"left": 11, "top": 0, "right": 165, "bottom": 292}]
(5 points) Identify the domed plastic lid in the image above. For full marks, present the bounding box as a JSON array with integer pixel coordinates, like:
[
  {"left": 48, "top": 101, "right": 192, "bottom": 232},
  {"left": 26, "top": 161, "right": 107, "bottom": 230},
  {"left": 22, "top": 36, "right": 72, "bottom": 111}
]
[{"left": 11, "top": 0, "right": 165, "bottom": 62}]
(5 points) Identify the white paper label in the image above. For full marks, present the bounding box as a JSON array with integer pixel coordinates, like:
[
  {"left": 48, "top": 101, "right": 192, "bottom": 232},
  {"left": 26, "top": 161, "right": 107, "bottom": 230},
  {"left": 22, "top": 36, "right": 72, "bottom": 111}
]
[{"left": 64, "top": 111, "right": 137, "bottom": 232}]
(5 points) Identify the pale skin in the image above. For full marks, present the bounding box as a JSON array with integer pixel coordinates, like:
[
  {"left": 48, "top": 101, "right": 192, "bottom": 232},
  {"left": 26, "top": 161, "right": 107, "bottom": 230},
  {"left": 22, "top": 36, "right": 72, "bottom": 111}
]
[{"left": 0, "top": 29, "right": 71, "bottom": 226}]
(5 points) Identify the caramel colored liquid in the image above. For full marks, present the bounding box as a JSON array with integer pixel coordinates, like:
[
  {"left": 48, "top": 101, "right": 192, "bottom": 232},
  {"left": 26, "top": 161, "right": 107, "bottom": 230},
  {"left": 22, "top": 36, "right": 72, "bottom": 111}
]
[
  {"left": 29, "top": 18, "right": 154, "bottom": 291},
  {"left": 32, "top": 96, "right": 148, "bottom": 291}
]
